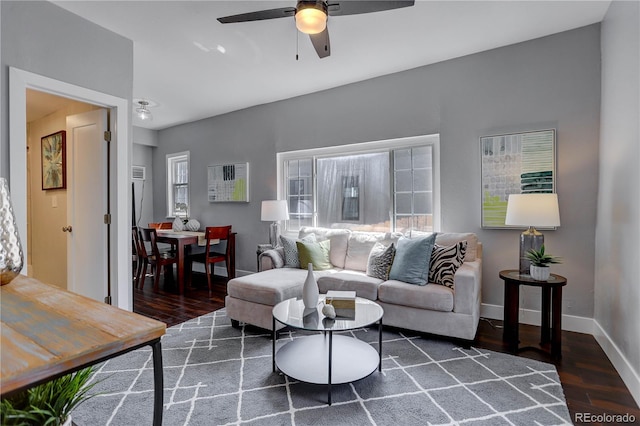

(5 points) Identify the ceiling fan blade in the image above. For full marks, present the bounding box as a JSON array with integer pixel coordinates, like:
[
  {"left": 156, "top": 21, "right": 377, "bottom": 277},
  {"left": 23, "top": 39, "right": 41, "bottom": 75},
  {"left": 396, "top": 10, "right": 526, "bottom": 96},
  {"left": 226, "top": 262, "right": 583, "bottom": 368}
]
[
  {"left": 217, "top": 7, "right": 295, "bottom": 24},
  {"left": 309, "top": 28, "right": 331, "bottom": 58},
  {"left": 327, "top": 0, "right": 414, "bottom": 16}
]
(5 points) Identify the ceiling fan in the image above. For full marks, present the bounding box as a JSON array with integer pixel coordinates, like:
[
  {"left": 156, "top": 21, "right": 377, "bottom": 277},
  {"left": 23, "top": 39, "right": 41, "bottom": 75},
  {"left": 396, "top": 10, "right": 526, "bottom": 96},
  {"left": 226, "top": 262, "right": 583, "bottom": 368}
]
[{"left": 217, "top": 1, "right": 415, "bottom": 58}]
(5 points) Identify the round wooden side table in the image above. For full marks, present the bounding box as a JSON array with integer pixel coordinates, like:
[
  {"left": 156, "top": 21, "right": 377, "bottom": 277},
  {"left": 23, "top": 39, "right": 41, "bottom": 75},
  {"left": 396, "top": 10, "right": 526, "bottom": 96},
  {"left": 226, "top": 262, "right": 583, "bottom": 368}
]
[{"left": 499, "top": 269, "right": 567, "bottom": 359}]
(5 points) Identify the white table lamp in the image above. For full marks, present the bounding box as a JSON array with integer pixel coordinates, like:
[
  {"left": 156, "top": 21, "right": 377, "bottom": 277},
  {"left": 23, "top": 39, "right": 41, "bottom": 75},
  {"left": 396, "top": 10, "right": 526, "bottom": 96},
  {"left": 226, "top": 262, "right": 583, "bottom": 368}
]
[
  {"left": 505, "top": 193, "right": 560, "bottom": 274},
  {"left": 261, "top": 200, "right": 289, "bottom": 247}
]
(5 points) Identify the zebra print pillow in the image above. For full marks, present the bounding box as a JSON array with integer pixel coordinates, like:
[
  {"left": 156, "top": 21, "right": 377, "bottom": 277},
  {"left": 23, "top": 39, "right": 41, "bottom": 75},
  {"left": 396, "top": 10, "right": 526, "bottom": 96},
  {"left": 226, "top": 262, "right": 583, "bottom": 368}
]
[{"left": 428, "top": 241, "right": 467, "bottom": 289}]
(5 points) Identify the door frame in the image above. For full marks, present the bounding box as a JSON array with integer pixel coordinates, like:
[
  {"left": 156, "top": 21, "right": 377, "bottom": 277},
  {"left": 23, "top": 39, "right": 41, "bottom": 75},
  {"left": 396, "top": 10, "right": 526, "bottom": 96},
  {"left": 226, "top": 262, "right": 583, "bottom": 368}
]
[{"left": 9, "top": 67, "right": 132, "bottom": 311}]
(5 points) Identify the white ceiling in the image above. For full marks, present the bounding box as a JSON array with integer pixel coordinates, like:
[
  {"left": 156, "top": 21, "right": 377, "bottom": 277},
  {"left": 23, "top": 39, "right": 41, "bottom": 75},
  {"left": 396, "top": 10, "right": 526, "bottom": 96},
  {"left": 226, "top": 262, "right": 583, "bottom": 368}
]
[{"left": 52, "top": 1, "right": 611, "bottom": 131}]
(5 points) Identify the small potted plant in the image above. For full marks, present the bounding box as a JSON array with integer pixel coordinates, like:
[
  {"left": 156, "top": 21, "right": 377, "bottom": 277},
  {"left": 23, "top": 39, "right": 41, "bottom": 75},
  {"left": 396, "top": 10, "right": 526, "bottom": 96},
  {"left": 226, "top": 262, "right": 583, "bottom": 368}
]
[
  {"left": 0, "top": 367, "right": 96, "bottom": 426},
  {"left": 525, "top": 244, "right": 562, "bottom": 281}
]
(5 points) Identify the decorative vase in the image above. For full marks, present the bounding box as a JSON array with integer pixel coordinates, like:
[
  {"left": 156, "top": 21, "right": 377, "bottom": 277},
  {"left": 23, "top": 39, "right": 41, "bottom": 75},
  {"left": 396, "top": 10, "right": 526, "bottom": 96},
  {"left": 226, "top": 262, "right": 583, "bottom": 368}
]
[
  {"left": 185, "top": 219, "right": 200, "bottom": 231},
  {"left": 530, "top": 265, "right": 550, "bottom": 281},
  {"left": 302, "top": 263, "right": 319, "bottom": 309},
  {"left": 0, "top": 178, "right": 24, "bottom": 285}
]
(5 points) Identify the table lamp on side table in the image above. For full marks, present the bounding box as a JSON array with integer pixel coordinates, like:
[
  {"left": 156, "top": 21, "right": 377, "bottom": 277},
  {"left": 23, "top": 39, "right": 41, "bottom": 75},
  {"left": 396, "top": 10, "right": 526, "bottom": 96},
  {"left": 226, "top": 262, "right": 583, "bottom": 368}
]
[
  {"left": 505, "top": 193, "right": 560, "bottom": 274},
  {"left": 261, "top": 200, "right": 289, "bottom": 248}
]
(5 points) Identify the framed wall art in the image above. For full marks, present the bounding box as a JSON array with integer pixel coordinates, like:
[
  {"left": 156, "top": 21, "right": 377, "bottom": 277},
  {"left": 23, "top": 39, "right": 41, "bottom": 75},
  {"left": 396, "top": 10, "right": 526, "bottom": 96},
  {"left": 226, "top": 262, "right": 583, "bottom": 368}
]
[
  {"left": 41, "top": 130, "right": 66, "bottom": 190},
  {"left": 480, "top": 129, "right": 556, "bottom": 228},
  {"left": 207, "top": 162, "right": 249, "bottom": 202}
]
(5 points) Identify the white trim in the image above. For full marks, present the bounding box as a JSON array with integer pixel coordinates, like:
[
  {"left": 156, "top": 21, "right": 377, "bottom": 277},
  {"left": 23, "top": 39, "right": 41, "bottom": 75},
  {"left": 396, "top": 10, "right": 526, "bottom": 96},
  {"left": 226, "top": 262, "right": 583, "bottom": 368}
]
[
  {"left": 165, "top": 151, "right": 190, "bottom": 218},
  {"left": 276, "top": 134, "right": 441, "bottom": 231},
  {"left": 480, "top": 303, "right": 595, "bottom": 334},
  {"left": 9, "top": 67, "right": 131, "bottom": 311},
  {"left": 593, "top": 320, "right": 640, "bottom": 407}
]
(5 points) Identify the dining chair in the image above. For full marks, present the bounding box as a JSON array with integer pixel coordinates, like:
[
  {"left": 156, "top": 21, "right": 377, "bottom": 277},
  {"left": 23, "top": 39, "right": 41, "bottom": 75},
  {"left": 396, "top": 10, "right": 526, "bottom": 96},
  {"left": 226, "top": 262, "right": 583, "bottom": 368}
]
[
  {"left": 148, "top": 222, "right": 173, "bottom": 229},
  {"left": 138, "top": 227, "right": 179, "bottom": 292},
  {"left": 132, "top": 227, "right": 142, "bottom": 288},
  {"left": 187, "top": 225, "right": 235, "bottom": 294},
  {"left": 148, "top": 221, "right": 176, "bottom": 253}
]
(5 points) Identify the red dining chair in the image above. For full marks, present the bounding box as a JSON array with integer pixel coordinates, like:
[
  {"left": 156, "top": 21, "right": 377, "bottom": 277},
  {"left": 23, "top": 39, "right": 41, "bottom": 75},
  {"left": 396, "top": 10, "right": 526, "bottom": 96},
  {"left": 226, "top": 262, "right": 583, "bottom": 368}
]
[
  {"left": 148, "top": 222, "right": 176, "bottom": 253},
  {"left": 148, "top": 222, "right": 173, "bottom": 229},
  {"left": 187, "top": 226, "right": 235, "bottom": 294},
  {"left": 138, "top": 227, "right": 179, "bottom": 292}
]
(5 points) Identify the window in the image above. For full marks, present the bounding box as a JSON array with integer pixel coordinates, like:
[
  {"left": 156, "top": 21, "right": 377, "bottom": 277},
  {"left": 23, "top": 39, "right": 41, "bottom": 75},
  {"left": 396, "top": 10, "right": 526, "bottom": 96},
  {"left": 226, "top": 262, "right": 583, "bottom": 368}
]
[
  {"left": 166, "top": 151, "right": 189, "bottom": 218},
  {"left": 278, "top": 135, "right": 440, "bottom": 234}
]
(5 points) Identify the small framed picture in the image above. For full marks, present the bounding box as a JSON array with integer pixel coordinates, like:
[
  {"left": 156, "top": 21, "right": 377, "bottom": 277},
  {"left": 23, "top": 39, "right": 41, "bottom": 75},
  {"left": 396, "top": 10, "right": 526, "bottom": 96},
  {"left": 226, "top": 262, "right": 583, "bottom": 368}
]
[{"left": 41, "top": 130, "right": 66, "bottom": 190}]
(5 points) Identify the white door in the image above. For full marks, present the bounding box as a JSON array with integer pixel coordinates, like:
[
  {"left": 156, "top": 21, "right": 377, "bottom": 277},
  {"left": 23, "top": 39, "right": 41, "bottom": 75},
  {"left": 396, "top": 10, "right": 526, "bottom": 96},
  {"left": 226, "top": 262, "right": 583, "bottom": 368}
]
[{"left": 66, "top": 109, "right": 108, "bottom": 302}]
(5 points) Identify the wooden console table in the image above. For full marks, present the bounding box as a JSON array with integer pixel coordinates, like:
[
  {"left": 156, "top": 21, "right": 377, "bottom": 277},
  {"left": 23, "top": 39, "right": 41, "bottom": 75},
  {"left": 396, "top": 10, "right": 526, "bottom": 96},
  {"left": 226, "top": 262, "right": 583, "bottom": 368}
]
[
  {"left": 500, "top": 269, "right": 567, "bottom": 359},
  {"left": 1, "top": 276, "right": 166, "bottom": 425}
]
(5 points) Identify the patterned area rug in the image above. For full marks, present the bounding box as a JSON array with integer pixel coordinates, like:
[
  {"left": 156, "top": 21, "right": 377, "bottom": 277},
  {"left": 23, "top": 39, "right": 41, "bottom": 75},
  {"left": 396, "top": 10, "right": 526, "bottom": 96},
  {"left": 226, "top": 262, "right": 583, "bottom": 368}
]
[{"left": 72, "top": 309, "right": 572, "bottom": 425}]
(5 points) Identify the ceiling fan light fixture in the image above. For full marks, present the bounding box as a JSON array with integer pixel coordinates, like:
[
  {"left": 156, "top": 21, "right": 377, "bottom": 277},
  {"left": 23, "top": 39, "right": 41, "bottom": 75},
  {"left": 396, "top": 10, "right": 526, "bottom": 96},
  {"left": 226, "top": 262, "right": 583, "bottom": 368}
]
[
  {"left": 135, "top": 100, "right": 153, "bottom": 121},
  {"left": 295, "top": 1, "right": 327, "bottom": 34}
]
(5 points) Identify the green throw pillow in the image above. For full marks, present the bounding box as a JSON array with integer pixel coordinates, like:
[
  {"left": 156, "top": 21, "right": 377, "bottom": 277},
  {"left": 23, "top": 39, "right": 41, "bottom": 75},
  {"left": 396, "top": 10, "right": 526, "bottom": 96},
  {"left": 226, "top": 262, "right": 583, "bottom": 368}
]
[{"left": 297, "top": 239, "right": 332, "bottom": 271}]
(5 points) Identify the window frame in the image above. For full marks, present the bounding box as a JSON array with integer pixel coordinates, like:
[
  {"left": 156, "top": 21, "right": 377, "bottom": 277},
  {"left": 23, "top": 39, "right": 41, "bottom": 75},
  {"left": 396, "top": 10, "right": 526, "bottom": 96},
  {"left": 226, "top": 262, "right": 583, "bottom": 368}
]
[
  {"left": 277, "top": 134, "right": 441, "bottom": 234},
  {"left": 166, "top": 151, "right": 190, "bottom": 219}
]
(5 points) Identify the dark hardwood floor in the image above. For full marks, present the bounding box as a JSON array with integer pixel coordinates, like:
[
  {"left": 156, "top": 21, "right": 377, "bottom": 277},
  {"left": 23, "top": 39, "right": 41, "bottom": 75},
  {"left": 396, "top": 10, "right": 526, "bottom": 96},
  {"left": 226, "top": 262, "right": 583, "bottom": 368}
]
[{"left": 134, "top": 273, "right": 640, "bottom": 425}]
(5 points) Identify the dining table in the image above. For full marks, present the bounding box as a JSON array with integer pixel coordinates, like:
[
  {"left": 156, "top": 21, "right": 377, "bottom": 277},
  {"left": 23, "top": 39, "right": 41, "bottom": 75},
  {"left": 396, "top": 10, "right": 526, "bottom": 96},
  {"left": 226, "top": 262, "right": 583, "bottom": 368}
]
[{"left": 155, "top": 230, "right": 218, "bottom": 294}]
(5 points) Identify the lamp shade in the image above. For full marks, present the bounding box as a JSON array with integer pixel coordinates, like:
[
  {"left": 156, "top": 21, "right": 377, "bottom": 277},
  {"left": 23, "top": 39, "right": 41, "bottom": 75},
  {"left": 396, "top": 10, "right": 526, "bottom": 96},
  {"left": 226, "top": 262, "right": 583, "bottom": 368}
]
[
  {"left": 261, "top": 200, "right": 289, "bottom": 221},
  {"left": 505, "top": 193, "right": 560, "bottom": 227}
]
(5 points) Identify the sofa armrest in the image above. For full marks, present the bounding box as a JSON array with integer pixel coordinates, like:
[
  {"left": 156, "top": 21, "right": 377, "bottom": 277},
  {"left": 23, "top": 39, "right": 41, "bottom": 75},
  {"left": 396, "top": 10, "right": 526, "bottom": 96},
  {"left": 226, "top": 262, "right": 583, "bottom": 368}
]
[
  {"left": 452, "top": 259, "right": 482, "bottom": 315},
  {"left": 259, "top": 247, "right": 285, "bottom": 271}
]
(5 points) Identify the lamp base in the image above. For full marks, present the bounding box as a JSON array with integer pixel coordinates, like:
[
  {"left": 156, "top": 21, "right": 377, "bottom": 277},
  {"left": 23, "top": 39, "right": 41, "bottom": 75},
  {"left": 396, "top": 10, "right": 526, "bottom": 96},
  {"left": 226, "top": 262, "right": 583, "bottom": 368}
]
[
  {"left": 519, "top": 227, "right": 544, "bottom": 274},
  {"left": 269, "top": 222, "right": 281, "bottom": 248}
]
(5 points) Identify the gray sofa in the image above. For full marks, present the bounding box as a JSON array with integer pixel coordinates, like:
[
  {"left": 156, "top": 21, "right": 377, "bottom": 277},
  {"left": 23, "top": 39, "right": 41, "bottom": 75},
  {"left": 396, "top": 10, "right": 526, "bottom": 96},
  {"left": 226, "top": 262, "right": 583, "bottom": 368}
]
[{"left": 225, "top": 227, "right": 482, "bottom": 341}]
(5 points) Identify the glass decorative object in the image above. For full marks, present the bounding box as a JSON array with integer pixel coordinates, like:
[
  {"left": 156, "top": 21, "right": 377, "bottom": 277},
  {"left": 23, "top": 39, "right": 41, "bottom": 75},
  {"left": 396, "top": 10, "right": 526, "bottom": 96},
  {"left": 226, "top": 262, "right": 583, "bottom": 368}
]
[{"left": 0, "top": 178, "right": 24, "bottom": 285}]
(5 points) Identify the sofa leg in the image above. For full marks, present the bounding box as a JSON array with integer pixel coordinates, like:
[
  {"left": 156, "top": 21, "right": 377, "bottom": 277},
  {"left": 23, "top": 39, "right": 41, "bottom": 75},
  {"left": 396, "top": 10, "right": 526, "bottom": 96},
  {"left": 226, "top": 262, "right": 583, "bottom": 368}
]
[{"left": 230, "top": 319, "right": 241, "bottom": 329}]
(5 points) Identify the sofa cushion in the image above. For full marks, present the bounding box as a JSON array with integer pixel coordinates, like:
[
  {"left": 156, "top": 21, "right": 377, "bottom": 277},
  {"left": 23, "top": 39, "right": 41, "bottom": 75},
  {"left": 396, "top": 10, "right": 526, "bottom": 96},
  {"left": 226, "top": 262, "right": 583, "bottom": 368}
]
[
  {"left": 299, "top": 227, "right": 350, "bottom": 269},
  {"left": 281, "top": 234, "right": 316, "bottom": 268},
  {"left": 378, "top": 280, "right": 454, "bottom": 312},
  {"left": 297, "top": 239, "right": 332, "bottom": 270},
  {"left": 317, "top": 271, "right": 382, "bottom": 301},
  {"left": 227, "top": 268, "right": 333, "bottom": 306},
  {"left": 388, "top": 234, "right": 437, "bottom": 285},
  {"left": 366, "top": 242, "right": 395, "bottom": 280},
  {"left": 410, "top": 231, "right": 479, "bottom": 262},
  {"left": 429, "top": 241, "right": 467, "bottom": 289},
  {"left": 344, "top": 231, "right": 403, "bottom": 271}
]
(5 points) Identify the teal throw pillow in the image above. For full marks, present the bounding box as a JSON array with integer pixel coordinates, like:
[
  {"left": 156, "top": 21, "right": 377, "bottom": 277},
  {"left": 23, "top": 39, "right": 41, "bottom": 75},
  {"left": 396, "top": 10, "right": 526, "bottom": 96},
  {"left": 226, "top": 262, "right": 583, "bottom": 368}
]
[
  {"left": 388, "top": 234, "right": 437, "bottom": 285},
  {"left": 297, "top": 239, "right": 332, "bottom": 271}
]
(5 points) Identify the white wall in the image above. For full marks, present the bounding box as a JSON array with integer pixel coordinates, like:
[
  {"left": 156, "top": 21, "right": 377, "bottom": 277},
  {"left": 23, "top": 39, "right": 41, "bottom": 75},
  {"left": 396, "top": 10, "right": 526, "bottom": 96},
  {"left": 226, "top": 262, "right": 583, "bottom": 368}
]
[{"left": 595, "top": 0, "right": 640, "bottom": 405}]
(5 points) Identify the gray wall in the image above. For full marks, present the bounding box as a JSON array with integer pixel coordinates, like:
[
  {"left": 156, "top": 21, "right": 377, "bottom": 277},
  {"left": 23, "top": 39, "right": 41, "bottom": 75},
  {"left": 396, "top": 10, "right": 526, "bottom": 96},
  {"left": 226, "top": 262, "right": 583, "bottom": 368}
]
[
  {"left": 156, "top": 24, "right": 602, "bottom": 320},
  {"left": 0, "top": 1, "right": 133, "bottom": 178},
  {"left": 596, "top": 0, "right": 640, "bottom": 398},
  {"left": 132, "top": 126, "right": 158, "bottom": 228}
]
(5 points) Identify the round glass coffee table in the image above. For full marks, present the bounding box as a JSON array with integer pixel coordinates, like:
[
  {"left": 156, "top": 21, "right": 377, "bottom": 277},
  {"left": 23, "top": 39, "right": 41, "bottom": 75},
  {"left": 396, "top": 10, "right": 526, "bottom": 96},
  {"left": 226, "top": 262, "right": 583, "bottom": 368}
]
[{"left": 272, "top": 296, "right": 383, "bottom": 405}]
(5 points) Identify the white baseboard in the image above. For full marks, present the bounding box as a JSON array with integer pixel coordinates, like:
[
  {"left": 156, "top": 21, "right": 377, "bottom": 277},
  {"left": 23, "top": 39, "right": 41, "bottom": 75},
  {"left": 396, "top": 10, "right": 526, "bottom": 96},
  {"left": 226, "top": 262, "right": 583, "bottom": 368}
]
[
  {"left": 480, "top": 303, "right": 594, "bottom": 334},
  {"left": 593, "top": 320, "right": 640, "bottom": 407},
  {"left": 481, "top": 303, "right": 640, "bottom": 407},
  {"left": 192, "top": 264, "right": 251, "bottom": 278}
]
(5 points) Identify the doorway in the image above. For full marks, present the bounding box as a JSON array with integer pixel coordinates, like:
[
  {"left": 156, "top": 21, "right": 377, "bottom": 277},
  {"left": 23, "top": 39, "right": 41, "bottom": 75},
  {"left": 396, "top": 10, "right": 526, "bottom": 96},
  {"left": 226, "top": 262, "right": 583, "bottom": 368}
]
[
  {"left": 26, "top": 90, "right": 103, "bottom": 291},
  {"left": 9, "top": 67, "right": 132, "bottom": 310}
]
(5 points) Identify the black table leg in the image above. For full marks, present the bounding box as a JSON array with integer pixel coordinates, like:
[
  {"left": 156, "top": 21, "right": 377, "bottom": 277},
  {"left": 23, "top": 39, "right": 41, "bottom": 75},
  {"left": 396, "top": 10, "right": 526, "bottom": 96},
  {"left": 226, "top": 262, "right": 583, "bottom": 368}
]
[
  {"left": 541, "top": 286, "right": 552, "bottom": 345},
  {"left": 151, "top": 339, "right": 164, "bottom": 426},
  {"left": 378, "top": 318, "right": 383, "bottom": 372},
  {"left": 503, "top": 282, "right": 520, "bottom": 353},
  {"left": 551, "top": 286, "right": 563, "bottom": 359},
  {"left": 272, "top": 316, "right": 277, "bottom": 372},
  {"left": 328, "top": 331, "right": 333, "bottom": 405}
]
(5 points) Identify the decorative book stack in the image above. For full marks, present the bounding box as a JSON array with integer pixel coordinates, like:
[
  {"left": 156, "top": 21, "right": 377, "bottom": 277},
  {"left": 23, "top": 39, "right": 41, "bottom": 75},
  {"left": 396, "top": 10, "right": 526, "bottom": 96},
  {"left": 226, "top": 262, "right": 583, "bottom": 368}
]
[{"left": 326, "top": 290, "right": 356, "bottom": 318}]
